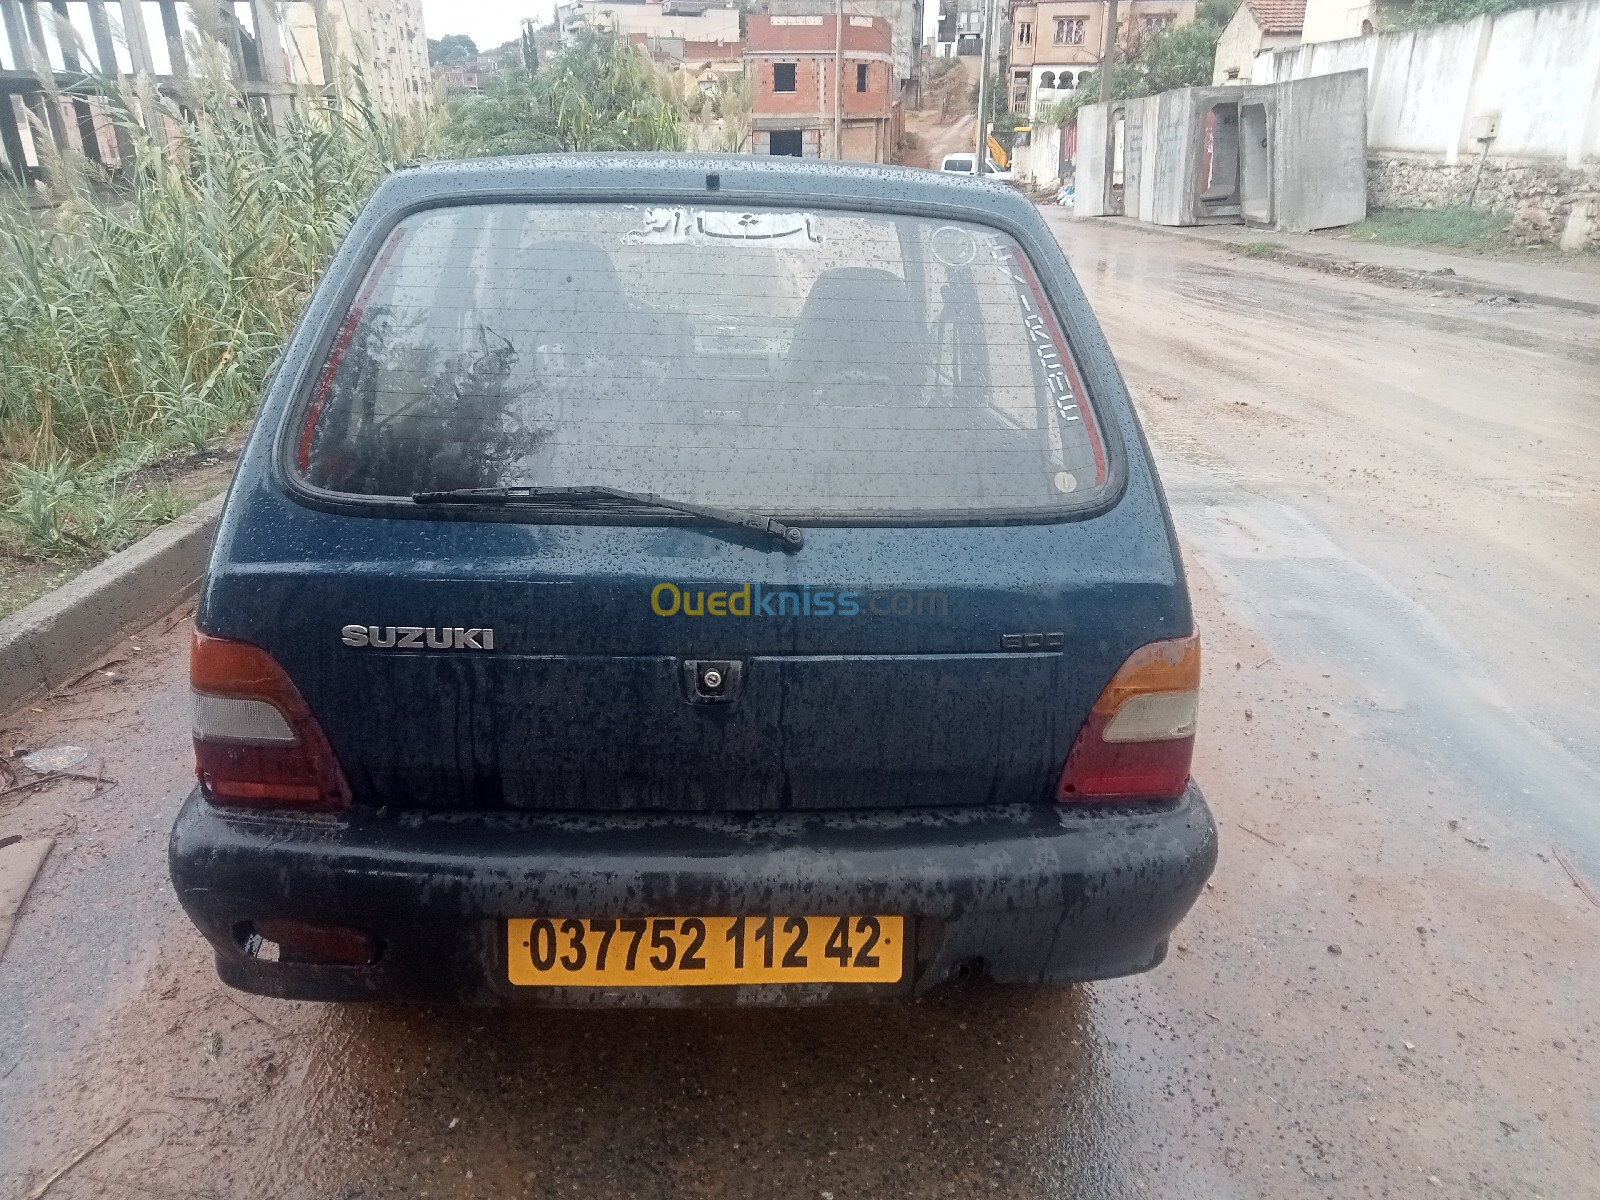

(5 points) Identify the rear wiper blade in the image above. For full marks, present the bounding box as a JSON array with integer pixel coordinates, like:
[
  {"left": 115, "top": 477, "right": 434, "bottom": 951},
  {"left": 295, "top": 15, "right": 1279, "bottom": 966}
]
[{"left": 411, "top": 485, "right": 805, "bottom": 550}]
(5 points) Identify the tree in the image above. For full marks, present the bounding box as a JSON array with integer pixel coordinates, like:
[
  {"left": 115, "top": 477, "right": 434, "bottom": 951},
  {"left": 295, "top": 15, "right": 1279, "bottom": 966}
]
[
  {"left": 445, "top": 28, "right": 685, "bottom": 156},
  {"left": 520, "top": 19, "right": 539, "bottom": 72},
  {"left": 1393, "top": 0, "right": 1539, "bottom": 27},
  {"left": 428, "top": 33, "right": 479, "bottom": 66}
]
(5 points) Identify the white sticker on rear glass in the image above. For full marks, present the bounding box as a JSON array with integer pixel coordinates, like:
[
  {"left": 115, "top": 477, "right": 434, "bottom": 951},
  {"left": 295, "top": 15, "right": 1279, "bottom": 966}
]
[{"left": 624, "top": 208, "right": 822, "bottom": 247}]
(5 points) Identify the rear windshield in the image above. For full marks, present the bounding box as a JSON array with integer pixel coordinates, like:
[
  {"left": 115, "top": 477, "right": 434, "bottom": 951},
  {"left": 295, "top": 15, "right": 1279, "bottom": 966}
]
[{"left": 292, "top": 202, "right": 1108, "bottom": 517}]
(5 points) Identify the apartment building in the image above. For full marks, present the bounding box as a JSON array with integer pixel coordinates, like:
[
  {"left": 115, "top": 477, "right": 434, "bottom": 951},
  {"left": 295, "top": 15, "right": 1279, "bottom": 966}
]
[
  {"left": 745, "top": 14, "right": 899, "bottom": 162},
  {"left": 766, "top": 0, "right": 925, "bottom": 99},
  {"left": 1008, "top": 0, "right": 1195, "bottom": 115}
]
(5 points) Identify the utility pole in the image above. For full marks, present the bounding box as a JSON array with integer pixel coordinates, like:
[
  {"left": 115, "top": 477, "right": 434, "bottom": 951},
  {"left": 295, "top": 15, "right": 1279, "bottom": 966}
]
[
  {"left": 1099, "top": 0, "right": 1119, "bottom": 102},
  {"left": 833, "top": 0, "right": 844, "bottom": 158},
  {"left": 973, "top": 0, "right": 994, "bottom": 173}
]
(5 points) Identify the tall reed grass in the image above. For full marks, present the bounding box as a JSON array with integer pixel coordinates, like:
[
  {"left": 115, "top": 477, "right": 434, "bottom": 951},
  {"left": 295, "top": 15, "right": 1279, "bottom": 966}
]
[{"left": 0, "top": 44, "right": 436, "bottom": 557}]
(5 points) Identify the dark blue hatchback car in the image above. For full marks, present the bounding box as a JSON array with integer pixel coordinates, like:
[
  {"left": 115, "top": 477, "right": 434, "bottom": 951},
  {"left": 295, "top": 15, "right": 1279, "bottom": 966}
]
[{"left": 169, "top": 155, "right": 1216, "bottom": 1005}]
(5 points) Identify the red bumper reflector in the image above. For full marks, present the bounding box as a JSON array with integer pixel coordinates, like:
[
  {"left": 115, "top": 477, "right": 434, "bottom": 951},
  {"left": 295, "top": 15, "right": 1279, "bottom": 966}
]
[{"left": 253, "top": 920, "right": 380, "bottom": 966}]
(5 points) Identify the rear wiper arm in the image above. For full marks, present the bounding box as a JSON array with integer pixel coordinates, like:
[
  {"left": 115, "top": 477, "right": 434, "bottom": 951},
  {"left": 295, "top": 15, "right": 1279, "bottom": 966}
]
[{"left": 411, "top": 485, "right": 804, "bottom": 550}]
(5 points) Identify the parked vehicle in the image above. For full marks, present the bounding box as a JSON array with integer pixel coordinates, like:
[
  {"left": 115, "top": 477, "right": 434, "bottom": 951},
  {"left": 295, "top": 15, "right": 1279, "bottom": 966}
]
[
  {"left": 170, "top": 155, "right": 1216, "bottom": 1006},
  {"left": 939, "top": 151, "right": 1014, "bottom": 181}
]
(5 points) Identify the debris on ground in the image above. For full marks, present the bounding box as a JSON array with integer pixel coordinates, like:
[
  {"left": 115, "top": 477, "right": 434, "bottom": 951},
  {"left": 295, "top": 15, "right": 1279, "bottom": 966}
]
[
  {"left": 1551, "top": 845, "right": 1600, "bottom": 908},
  {"left": 0, "top": 837, "right": 55, "bottom": 962},
  {"left": 1477, "top": 294, "right": 1524, "bottom": 306},
  {"left": 0, "top": 764, "right": 117, "bottom": 805},
  {"left": 20, "top": 746, "right": 88, "bottom": 774},
  {"left": 23, "top": 1115, "right": 131, "bottom": 1199}
]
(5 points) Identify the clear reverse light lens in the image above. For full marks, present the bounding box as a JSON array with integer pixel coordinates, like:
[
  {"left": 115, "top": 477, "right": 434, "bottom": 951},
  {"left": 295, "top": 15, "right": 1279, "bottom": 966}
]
[
  {"left": 1100, "top": 691, "right": 1198, "bottom": 743},
  {"left": 192, "top": 691, "right": 297, "bottom": 745}
]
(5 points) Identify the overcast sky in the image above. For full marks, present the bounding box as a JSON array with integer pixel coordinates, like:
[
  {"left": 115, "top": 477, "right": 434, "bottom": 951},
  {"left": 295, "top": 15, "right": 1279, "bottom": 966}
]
[{"left": 420, "top": 0, "right": 554, "bottom": 49}]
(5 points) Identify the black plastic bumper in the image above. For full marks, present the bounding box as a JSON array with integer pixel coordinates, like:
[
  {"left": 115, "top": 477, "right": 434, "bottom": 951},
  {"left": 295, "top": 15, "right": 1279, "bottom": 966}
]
[{"left": 168, "top": 784, "right": 1217, "bottom": 1006}]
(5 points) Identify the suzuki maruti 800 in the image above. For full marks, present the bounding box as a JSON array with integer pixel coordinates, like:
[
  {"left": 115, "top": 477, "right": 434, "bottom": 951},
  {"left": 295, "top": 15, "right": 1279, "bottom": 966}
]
[{"left": 170, "top": 155, "right": 1217, "bottom": 1005}]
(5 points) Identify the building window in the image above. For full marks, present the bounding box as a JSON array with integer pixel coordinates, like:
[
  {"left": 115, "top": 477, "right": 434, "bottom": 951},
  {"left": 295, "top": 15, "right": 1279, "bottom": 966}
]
[
  {"left": 773, "top": 62, "right": 796, "bottom": 92},
  {"left": 1038, "top": 70, "right": 1056, "bottom": 88},
  {"left": 1016, "top": 20, "right": 1032, "bottom": 45},
  {"left": 857, "top": 62, "right": 868, "bottom": 91},
  {"left": 1061, "top": 70, "right": 1075, "bottom": 89},
  {"left": 1054, "top": 17, "right": 1085, "bottom": 44},
  {"left": 1141, "top": 13, "right": 1175, "bottom": 33}
]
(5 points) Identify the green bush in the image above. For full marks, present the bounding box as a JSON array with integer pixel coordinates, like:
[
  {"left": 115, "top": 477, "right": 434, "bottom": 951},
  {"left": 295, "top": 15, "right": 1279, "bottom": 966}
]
[
  {"left": 446, "top": 29, "right": 685, "bottom": 155},
  {"left": 0, "top": 47, "right": 432, "bottom": 556}
]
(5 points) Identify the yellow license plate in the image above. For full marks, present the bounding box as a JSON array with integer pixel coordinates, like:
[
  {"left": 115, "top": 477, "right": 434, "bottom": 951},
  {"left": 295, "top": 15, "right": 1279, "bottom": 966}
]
[{"left": 506, "top": 915, "right": 904, "bottom": 987}]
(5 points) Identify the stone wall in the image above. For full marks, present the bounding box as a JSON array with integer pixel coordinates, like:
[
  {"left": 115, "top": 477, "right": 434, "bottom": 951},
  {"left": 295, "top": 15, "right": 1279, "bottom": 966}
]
[{"left": 1368, "top": 153, "right": 1600, "bottom": 249}]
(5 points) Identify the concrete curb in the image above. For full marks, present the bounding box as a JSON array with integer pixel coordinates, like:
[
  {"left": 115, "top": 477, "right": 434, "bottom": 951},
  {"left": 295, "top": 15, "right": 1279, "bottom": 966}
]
[
  {"left": 1232, "top": 244, "right": 1600, "bottom": 316},
  {"left": 1080, "top": 216, "right": 1600, "bottom": 315},
  {"left": 0, "top": 494, "right": 224, "bottom": 714}
]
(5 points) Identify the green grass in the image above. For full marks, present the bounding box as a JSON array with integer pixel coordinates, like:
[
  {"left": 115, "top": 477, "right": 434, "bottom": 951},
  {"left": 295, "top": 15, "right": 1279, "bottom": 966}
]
[
  {"left": 0, "top": 45, "right": 436, "bottom": 562},
  {"left": 1346, "top": 206, "right": 1510, "bottom": 249},
  {"left": 1241, "top": 239, "right": 1288, "bottom": 259}
]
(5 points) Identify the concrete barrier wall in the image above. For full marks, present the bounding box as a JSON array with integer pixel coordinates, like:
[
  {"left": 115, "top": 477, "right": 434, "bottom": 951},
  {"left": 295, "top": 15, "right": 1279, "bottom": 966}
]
[
  {"left": 1012, "top": 123, "right": 1064, "bottom": 190},
  {"left": 1071, "top": 73, "right": 1367, "bottom": 231},
  {"left": 1254, "top": 0, "right": 1600, "bottom": 167}
]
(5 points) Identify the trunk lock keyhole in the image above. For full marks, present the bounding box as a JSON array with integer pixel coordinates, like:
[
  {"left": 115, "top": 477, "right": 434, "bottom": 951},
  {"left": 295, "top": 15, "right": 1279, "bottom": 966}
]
[{"left": 683, "top": 660, "right": 742, "bottom": 704}]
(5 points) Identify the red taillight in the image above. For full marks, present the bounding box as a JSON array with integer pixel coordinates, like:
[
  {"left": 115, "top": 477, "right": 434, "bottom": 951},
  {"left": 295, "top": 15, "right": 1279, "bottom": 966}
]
[
  {"left": 191, "top": 632, "right": 351, "bottom": 812},
  {"left": 1057, "top": 634, "right": 1200, "bottom": 802}
]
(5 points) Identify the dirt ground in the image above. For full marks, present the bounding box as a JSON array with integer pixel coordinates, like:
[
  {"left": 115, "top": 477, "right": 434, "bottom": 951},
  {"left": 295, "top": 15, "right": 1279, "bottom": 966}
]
[
  {"left": 0, "top": 220, "right": 1597, "bottom": 1200},
  {"left": 901, "top": 60, "right": 976, "bottom": 171}
]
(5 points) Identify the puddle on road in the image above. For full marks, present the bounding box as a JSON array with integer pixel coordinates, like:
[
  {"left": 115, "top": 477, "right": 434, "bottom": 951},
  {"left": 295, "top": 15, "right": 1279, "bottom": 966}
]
[{"left": 6, "top": 942, "right": 1160, "bottom": 1200}]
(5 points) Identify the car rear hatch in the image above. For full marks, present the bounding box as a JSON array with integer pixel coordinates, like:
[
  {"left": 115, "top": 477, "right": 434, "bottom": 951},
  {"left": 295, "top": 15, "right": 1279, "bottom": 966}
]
[{"left": 203, "top": 193, "right": 1189, "bottom": 814}]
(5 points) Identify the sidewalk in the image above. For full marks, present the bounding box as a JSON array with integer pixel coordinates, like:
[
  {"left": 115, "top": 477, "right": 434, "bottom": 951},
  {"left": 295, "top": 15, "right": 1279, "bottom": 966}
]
[{"left": 1077, "top": 215, "right": 1600, "bottom": 314}]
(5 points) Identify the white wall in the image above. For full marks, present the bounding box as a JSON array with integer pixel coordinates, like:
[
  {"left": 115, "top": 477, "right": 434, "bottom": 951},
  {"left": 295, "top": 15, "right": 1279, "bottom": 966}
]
[
  {"left": 1212, "top": 5, "right": 1264, "bottom": 84},
  {"left": 284, "top": 0, "right": 432, "bottom": 115},
  {"left": 1254, "top": 0, "right": 1600, "bottom": 166},
  {"left": 1012, "top": 122, "right": 1063, "bottom": 187},
  {"left": 1301, "top": 0, "right": 1376, "bottom": 43}
]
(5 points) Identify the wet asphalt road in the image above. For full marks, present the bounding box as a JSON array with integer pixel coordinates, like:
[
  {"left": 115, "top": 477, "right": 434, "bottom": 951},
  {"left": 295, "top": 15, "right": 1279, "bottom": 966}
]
[{"left": 1, "top": 219, "right": 1597, "bottom": 1200}]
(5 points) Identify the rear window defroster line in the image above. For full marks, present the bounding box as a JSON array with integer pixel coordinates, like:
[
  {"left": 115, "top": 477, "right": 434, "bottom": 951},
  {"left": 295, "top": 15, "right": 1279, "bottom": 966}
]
[{"left": 296, "top": 226, "right": 410, "bottom": 473}]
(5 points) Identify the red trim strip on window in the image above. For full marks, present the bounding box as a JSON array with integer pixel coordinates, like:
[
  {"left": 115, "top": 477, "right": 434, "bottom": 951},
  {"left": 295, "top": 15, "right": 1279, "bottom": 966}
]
[
  {"left": 296, "top": 227, "right": 409, "bottom": 473},
  {"left": 1009, "top": 247, "right": 1108, "bottom": 486}
]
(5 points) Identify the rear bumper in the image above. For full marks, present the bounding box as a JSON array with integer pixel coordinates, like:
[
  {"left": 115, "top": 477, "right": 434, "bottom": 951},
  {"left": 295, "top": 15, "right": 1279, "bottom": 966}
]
[{"left": 168, "top": 785, "right": 1217, "bottom": 1006}]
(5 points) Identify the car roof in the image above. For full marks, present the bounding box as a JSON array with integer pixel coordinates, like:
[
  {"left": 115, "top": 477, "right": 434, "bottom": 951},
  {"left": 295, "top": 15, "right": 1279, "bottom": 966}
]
[{"left": 369, "top": 152, "right": 1026, "bottom": 221}]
